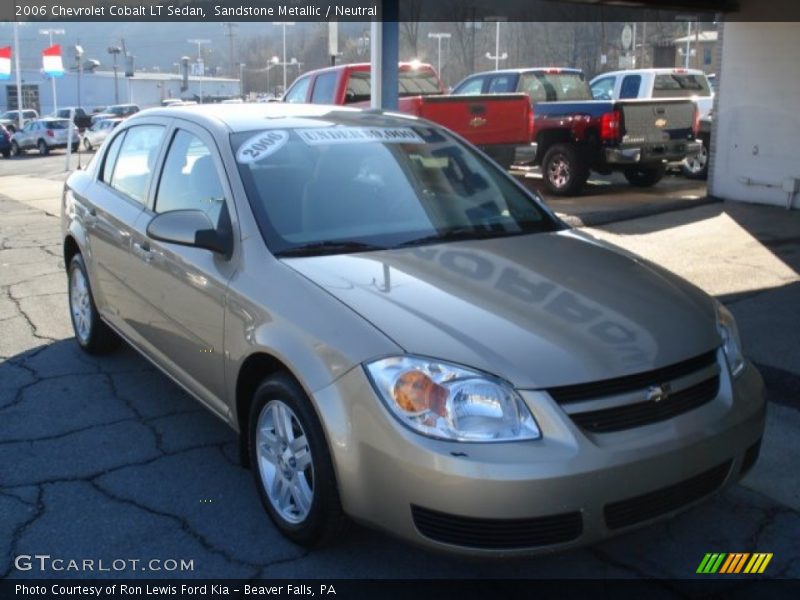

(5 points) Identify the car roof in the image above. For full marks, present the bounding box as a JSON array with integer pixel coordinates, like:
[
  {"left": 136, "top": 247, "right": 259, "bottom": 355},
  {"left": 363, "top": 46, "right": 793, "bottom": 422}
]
[
  {"left": 591, "top": 68, "right": 707, "bottom": 80},
  {"left": 126, "top": 102, "right": 420, "bottom": 134},
  {"left": 463, "top": 67, "right": 585, "bottom": 78}
]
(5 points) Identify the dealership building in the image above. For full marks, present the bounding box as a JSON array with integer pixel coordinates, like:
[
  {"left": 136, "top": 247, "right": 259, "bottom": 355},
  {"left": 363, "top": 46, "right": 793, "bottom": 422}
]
[{"left": 3, "top": 68, "right": 241, "bottom": 114}]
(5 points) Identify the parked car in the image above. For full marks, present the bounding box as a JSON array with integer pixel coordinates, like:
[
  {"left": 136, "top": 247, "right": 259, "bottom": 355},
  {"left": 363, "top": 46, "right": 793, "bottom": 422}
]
[
  {"left": 0, "top": 124, "right": 11, "bottom": 158},
  {"left": 0, "top": 109, "right": 40, "bottom": 133},
  {"left": 10, "top": 118, "right": 80, "bottom": 156},
  {"left": 90, "top": 103, "right": 140, "bottom": 125},
  {"left": 283, "top": 62, "right": 533, "bottom": 169},
  {"left": 452, "top": 68, "right": 702, "bottom": 195},
  {"left": 50, "top": 106, "right": 93, "bottom": 131},
  {"left": 61, "top": 103, "right": 765, "bottom": 555},
  {"left": 589, "top": 68, "right": 713, "bottom": 180},
  {"left": 82, "top": 117, "right": 123, "bottom": 151}
]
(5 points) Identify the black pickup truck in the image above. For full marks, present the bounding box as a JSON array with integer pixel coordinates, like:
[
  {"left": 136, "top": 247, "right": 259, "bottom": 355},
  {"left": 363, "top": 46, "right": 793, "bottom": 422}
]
[{"left": 452, "top": 68, "right": 702, "bottom": 195}]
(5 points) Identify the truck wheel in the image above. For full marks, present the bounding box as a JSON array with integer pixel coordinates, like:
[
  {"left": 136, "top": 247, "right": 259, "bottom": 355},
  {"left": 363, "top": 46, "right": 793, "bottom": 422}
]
[
  {"left": 542, "top": 144, "right": 588, "bottom": 196},
  {"left": 681, "top": 139, "right": 709, "bottom": 180},
  {"left": 623, "top": 165, "right": 666, "bottom": 187}
]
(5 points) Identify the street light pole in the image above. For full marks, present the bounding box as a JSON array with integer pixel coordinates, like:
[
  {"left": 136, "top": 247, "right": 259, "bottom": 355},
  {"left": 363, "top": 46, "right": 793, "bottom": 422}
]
[
  {"left": 187, "top": 39, "right": 211, "bottom": 102},
  {"left": 108, "top": 46, "right": 122, "bottom": 104},
  {"left": 427, "top": 32, "right": 451, "bottom": 82},
  {"left": 485, "top": 19, "right": 508, "bottom": 71},
  {"left": 39, "top": 28, "right": 65, "bottom": 114},
  {"left": 273, "top": 22, "right": 295, "bottom": 93},
  {"left": 13, "top": 22, "right": 23, "bottom": 130}
]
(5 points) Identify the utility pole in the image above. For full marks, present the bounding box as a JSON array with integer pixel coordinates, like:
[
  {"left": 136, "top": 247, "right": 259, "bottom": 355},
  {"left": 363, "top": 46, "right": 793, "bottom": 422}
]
[
  {"left": 223, "top": 22, "right": 238, "bottom": 77},
  {"left": 39, "top": 28, "right": 65, "bottom": 114},
  {"left": 427, "top": 32, "right": 451, "bottom": 82}
]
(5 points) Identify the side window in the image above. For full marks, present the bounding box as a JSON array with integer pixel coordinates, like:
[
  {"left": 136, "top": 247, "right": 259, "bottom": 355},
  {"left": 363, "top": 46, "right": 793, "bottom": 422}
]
[
  {"left": 487, "top": 75, "right": 515, "bottom": 93},
  {"left": 310, "top": 72, "right": 338, "bottom": 104},
  {"left": 155, "top": 130, "right": 228, "bottom": 230},
  {"left": 100, "top": 131, "right": 126, "bottom": 183},
  {"left": 453, "top": 77, "right": 484, "bottom": 95},
  {"left": 284, "top": 77, "right": 311, "bottom": 103},
  {"left": 620, "top": 75, "right": 642, "bottom": 99},
  {"left": 591, "top": 76, "right": 615, "bottom": 100},
  {"left": 108, "top": 125, "right": 165, "bottom": 205}
]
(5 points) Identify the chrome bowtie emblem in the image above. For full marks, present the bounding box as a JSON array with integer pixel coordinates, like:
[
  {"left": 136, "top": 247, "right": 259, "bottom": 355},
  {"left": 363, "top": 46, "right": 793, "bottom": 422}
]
[{"left": 647, "top": 383, "right": 672, "bottom": 403}]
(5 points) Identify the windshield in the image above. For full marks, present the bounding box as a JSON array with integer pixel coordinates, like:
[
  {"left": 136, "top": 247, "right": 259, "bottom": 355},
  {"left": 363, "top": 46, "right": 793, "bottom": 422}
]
[
  {"left": 519, "top": 72, "right": 592, "bottom": 102},
  {"left": 232, "top": 123, "right": 557, "bottom": 257}
]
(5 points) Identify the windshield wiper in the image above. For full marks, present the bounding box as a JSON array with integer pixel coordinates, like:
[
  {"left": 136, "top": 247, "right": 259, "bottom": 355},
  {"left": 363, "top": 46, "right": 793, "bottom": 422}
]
[{"left": 276, "top": 240, "right": 388, "bottom": 258}]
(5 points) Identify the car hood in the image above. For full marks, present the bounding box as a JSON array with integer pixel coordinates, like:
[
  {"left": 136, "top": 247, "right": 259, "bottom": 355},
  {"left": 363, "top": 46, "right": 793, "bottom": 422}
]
[{"left": 283, "top": 231, "right": 720, "bottom": 389}]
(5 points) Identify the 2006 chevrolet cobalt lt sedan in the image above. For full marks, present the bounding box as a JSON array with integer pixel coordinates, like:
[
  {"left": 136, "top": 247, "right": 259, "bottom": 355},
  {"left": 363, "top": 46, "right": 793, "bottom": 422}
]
[{"left": 61, "top": 103, "right": 765, "bottom": 555}]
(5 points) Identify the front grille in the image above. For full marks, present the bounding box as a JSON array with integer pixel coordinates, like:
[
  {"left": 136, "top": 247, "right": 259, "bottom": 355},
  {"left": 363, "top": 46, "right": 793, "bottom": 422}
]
[
  {"left": 740, "top": 439, "right": 762, "bottom": 476},
  {"left": 604, "top": 461, "right": 731, "bottom": 530},
  {"left": 411, "top": 505, "right": 583, "bottom": 549},
  {"left": 570, "top": 374, "right": 720, "bottom": 433},
  {"left": 548, "top": 350, "right": 717, "bottom": 404}
]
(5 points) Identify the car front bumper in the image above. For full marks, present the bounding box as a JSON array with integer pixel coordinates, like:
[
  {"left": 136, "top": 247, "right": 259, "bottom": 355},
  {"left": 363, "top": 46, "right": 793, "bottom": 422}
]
[{"left": 311, "top": 352, "right": 766, "bottom": 556}]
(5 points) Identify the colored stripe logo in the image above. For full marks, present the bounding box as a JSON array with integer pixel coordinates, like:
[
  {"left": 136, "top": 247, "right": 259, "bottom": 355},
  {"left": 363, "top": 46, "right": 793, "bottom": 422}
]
[{"left": 697, "top": 553, "right": 773, "bottom": 574}]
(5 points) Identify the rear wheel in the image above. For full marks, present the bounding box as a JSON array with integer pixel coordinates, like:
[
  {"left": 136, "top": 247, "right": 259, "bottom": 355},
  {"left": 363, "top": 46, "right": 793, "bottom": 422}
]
[
  {"left": 37, "top": 140, "right": 49, "bottom": 156},
  {"left": 681, "top": 139, "right": 709, "bottom": 180},
  {"left": 249, "top": 374, "right": 346, "bottom": 547},
  {"left": 623, "top": 164, "right": 666, "bottom": 187},
  {"left": 10, "top": 141, "right": 22, "bottom": 157},
  {"left": 83, "top": 137, "right": 93, "bottom": 151},
  {"left": 68, "top": 254, "right": 119, "bottom": 354},
  {"left": 542, "top": 144, "right": 589, "bottom": 196},
  {"left": 1, "top": 149, "right": 9, "bottom": 159}
]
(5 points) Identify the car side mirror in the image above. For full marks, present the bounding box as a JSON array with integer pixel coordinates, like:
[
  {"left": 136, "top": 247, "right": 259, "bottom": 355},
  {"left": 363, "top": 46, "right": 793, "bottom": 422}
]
[{"left": 146, "top": 210, "right": 232, "bottom": 258}]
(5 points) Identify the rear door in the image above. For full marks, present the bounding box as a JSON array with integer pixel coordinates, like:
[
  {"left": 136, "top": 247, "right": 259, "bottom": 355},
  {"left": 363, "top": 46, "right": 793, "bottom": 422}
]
[{"left": 83, "top": 121, "right": 168, "bottom": 339}]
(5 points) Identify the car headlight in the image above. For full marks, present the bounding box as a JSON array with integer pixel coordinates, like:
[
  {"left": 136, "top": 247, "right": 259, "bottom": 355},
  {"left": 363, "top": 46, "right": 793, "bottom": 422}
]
[
  {"left": 364, "top": 356, "right": 541, "bottom": 442},
  {"left": 716, "top": 302, "right": 745, "bottom": 377}
]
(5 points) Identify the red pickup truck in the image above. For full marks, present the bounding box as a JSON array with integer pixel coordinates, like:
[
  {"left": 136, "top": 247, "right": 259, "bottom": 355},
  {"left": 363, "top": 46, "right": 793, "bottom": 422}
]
[{"left": 282, "top": 62, "right": 531, "bottom": 169}]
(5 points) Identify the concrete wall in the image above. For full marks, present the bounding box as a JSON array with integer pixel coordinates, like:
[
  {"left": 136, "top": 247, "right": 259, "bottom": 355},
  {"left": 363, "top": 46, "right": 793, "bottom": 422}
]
[{"left": 710, "top": 22, "right": 800, "bottom": 209}]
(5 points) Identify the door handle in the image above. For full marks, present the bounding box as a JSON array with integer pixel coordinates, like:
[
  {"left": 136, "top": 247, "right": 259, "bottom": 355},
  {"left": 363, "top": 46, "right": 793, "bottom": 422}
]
[{"left": 132, "top": 241, "right": 153, "bottom": 263}]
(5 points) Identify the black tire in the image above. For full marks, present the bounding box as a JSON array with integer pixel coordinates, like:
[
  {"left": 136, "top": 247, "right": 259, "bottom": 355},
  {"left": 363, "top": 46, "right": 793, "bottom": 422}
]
[
  {"left": 681, "top": 138, "right": 709, "bottom": 180},
  {"left": 67, "top": 254, "right": 120, "bottom": 354},
  {"left": 10, "top": 141, "right": 22, "bottom": 157},
  {"left": 248, "top": 373, "right": 346, "bottom": 547},
  {"left": 1, "top": 149, "right": 9, "bottom": 159},
  {"left": 541, "top": 143, "right": 589, "bottom": 196},
  {"left": 83, "top": 137, "right": 93, "bottom": 151},
  {"left": 623, "top": 164, "right": 666, "bottom": 187},
  {"left": 37, "top": 140, "right": 50, "bottom": 156},
  {"left": 72, "top": 143, "right": 80, "bottom": 153}
]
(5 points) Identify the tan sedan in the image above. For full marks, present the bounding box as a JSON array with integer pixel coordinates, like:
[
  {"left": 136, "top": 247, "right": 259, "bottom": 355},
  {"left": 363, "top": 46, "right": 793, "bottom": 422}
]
[{"left": 61, "top": 104, "right": 765, "bottom": 555}]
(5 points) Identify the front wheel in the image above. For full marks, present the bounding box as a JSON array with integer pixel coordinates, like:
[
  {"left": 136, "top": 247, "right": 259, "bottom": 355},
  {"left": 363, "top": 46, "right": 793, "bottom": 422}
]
[
  {"left": 10, "top": 141, "right": 22, "bottom": 157},
  {"left": 249, "top": 374, "right": 346, "bottom": 547},
  {"left": 541, "top": 144, "right": 589, "bottom": 196},
  {"left": 83, "top": 137, "right": 93, "bottom": 151},
  {"left": 37, "top": 140, "right": 50, "bottom": 156},
  {"left": 68, "top": 254, "right": 119, "bottom": 354},
  {"left": 623, "top": 165, "right": 666, "bottom": 187}
]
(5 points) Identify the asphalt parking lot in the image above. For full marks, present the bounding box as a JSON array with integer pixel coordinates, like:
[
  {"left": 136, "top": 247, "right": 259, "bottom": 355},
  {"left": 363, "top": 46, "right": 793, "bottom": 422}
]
[{"left": 1, "top": 154, "right": 798, "bottom": 580}]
